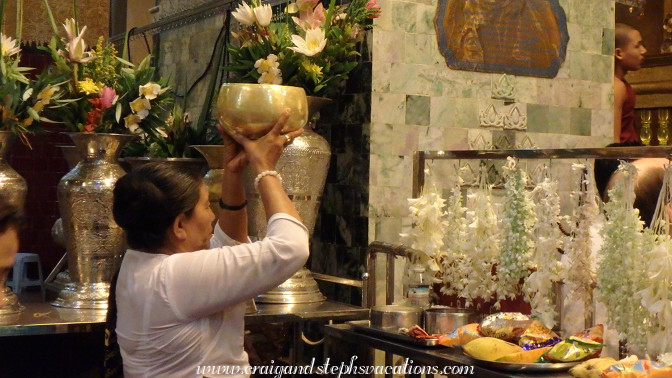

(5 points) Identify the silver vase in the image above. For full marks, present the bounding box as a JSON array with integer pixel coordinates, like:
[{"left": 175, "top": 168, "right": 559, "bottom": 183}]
[
  {"left": 245, "top": 97, "right": 332, "bottom": 304},
  {"left": 0, "top": 131, "right": 27, "bottom": 316},
  {"left": 52, "top": 133, "right": 134, "bottom": 309},
  {"left": 47, "top": 145, "right": 83, "bottom": 294}
]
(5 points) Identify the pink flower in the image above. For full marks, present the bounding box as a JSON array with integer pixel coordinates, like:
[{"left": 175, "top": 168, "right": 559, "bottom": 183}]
[
  {"left": 292, "top": 3, "right": 325, "bottom": 30},
  {"left": 100, "top": 87, "right": 116, "bottom": 110},
  {"left": 365, "top": 0, "right": 381, "bottom": 18}
]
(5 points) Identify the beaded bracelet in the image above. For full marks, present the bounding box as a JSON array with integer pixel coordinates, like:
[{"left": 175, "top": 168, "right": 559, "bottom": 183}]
[
  {"left": 254, "top": 170, "right": 282, "bottom": 191},
  {"left": 218, "top": 198, "right": 247, "bottom": 211}
]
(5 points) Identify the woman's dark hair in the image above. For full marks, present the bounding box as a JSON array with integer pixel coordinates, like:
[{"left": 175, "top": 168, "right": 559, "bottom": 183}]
[
  {"left": 113, "top": 162, "right": 202, "bottom": 251},
  {"left": 0, "top": 194, "right": 22, "bottom": 233}
]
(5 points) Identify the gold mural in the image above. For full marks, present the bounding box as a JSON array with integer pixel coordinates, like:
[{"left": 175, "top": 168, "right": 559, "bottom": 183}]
[{"left": 3, "top": 0, "right": 108, "bottom": 44}]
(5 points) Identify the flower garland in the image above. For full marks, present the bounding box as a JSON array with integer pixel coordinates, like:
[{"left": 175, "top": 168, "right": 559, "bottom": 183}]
[
  {"left": 497, "top": 157, "right": 536, "bottom": 305},
  {"left": 400, "top": 182, "right": 448, "bottom": 286},
  {"left": 596, "top": 162, "right": 651, "bottom": 352},
  {"left": 523, "top": 170, "right": 563, "bottom": 328},
  {"left": 561, "top": 163, "right": 599, "bottom": 322},
  {"left": 439, "top": 181, "right": 468, "bottom": 299},
  {"left": 454, "top": 165, "right": 500, "bottom": 307}
]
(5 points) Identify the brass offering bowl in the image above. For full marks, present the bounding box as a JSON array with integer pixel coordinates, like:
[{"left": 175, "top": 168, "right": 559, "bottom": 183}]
[{"left": 215, "top": 83, "right": 309, "bottom": 139}]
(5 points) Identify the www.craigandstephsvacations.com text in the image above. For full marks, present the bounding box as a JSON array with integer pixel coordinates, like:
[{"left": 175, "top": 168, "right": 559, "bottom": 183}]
[{"left": 196, "top": 356, "right": 475, "bottom": 377}]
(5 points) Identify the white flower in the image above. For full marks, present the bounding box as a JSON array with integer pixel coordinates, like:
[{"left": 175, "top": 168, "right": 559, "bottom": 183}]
[
  {"left": 130, "top": 97, "right": 151, "bottom": 118},
  {"left": 124, "top": 114, "right": 142, "bottom": 133},
  {"left": 232, "top": 2, "right": 256, "bottom": 26},
  {"left": 60, "top": 20, "right": 94, "bottom": 63},
  {"left": 258, "top": 67, "right": 282, "bottom": 84},
  {"left": 254, "top": 4, "right": 273, "bottom": 27},
  {"left": 254, "top": 54, "right": 280, "bottom": 74},
  {"left": 22, "top": 88, "right": 33, "bottom": 101},
  {"left": 288, "top": 27, "right": 327, "bottom": 57},
  {"left": 1, "top": 33, "right": 21, "bottom": 57},
  {"left": 139, "top": 82, "right": 161, "bottom": 100}
]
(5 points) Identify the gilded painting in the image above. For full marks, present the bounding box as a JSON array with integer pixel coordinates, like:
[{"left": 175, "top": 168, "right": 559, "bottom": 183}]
[{"left": 434, "top": 0, "right": 569, "bottom": 78}]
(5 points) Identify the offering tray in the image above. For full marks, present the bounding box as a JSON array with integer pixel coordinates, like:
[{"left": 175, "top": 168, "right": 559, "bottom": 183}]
[
  {"left": 465, "top": 355, "right": 580, "bottom": 372},
  {"left": 347, "top": 320, "right": 440, "bottom": 347}
]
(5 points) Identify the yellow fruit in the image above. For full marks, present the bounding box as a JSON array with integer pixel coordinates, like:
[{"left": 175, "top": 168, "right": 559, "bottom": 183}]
[
  {"left": 464, "top": 337, "right": 524, "bottom": 361},
  {"left": 496, "top": 346, "right": 552, "bottom": 363},
  {"left": 569, "top": 357, "right": 617, "bottom": 378}
]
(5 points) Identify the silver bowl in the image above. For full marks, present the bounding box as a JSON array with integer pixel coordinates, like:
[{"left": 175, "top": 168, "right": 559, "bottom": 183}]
[{"left": 215, "top": 83, "right": 309, "bottom": 139}]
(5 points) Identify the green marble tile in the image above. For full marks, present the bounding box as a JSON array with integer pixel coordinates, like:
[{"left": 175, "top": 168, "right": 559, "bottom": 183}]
[
  {"left": 406, "top": 34, "right": 433, "bottom": 65},
  {"left": 527, "top": 104, "right": 570, "bottom": 134},
  {"left": 569, "top": 52, "right": 590, "bottom": 81},
  {"left": 570, "top": 107, "right": 592, "bottom": 136},
  {"left": 406, "top": 95, "right": 430, "bottom": 126},
  {"left": 591, "top": 54, "right": 612, "bottom": 84},
  {"left": 371, "top": 92, "right": 406, "bottom": 125},
  {"left": 566, "top": 23, "right": 581, "bottom": 52},
  {"left": 602, "top": 28, "right": 614, "bottom": 56},
  {"left": 580, "top": 25, "right": 602, "bottom": 54},
  {"left": 430, "top": 96, "right": 456, "bottom": 127},
  {"left": 392, "top": 2, "right": 417, "bottom": 33},
  {"left": 416, "top": 4, "right": 436, "bottom": 35}
]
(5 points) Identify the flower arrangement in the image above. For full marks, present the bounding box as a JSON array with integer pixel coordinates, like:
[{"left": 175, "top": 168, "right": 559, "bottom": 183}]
[
  {"left": 0, "top": 1, "right": 60, "bottom": 147},
  {"left": 225, "top": 0, "right": 381, "bottom": 97},
  {"left": 40, "top": 0, "right": 173, "bottom": 138}
]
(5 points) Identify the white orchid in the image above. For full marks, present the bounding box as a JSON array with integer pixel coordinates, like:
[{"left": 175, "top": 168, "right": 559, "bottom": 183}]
[
  {"left": 60, "top": 19, "right": 94, "bottom": 63},
  {"left": 288, "top": 27, "right": 327, "bottom": 57},
  {"left": 1, "top": 33, "right": 21, "bottom": 57},
  {"left": 232, "top": 2, "right": 256, "bottom": 26},
  {"left": 139, "top": 82, "right": 162, "bottom": 100},
  {"left": 258, "top": 67, "right": 282, "bottom": 84},
  {"left": 254, "top": 54, "right": 280, "bottom": 74},
  {"left": 130, "top": 97, "right": 151, "bottom": 118},
  {"left": 253, "top": 4, "right": 273, "bottom": 27}
]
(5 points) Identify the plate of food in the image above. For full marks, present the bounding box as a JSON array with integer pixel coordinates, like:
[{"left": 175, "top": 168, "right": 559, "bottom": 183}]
[{"left": 460, "top": 313, "right": 606, "bottom": 373}]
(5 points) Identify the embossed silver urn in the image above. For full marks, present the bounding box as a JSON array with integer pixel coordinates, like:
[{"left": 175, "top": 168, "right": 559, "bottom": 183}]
[
  {"left": 0, "top": 131, "right": 27, "bottom": 317},
  {"left": 52, "top": 133, "right": 134, "bottom": 309},
  {"left": 216, "top": 85, "right": 330, "bottom": 303}
]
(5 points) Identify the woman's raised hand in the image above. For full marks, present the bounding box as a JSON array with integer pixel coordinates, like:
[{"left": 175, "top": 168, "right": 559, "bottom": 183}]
[{"left": 225, "top": 109, "right": 304, "bottom": 174}]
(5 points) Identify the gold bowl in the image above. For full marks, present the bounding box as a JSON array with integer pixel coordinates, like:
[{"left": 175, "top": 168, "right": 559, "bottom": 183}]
[{"left": 215, "top": 83, "right": 309, "bottom": 139}]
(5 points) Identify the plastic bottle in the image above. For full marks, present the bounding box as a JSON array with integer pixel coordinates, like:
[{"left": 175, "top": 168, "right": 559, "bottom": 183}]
[{"left": 405, "top": 265, "right": 431, "bottom": 309}]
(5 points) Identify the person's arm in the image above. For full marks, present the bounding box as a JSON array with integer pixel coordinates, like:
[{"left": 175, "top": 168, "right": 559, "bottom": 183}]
[
  {"left": 228, "top": 109, "right": 303, "bottom": 222},
  {"left": 614, "top": 77, "right": 626, "bottom": 143}
]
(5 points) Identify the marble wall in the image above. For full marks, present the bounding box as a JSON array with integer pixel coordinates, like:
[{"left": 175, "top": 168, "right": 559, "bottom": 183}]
[{"left": 369, "top": 0, "right": 614, "bottom": 248}]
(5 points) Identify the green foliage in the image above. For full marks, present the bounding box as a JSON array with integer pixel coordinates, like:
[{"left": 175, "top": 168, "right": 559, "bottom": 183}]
[{"left": 225, "top": 0, "right": 379, "bottom": 97}]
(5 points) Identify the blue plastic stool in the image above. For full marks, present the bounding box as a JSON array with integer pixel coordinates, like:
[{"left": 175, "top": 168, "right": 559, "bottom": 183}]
[{"left": 6, "top": 253, "right": 45, "bottom": 300}]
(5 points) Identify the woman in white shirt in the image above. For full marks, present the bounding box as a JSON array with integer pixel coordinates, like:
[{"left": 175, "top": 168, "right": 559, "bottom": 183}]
[{"left": 111, "top": 111, "right": 308, "bottom": 377}]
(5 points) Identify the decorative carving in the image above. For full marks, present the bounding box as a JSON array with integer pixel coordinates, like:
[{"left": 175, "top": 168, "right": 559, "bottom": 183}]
[
  {"left": 503, "top": 104, "right": 528, "bottom": 130},
  {"left": 492, "top": 74, "right": 516, "bottom": 101},
  {"left": 480, "top": 103, "right": 504, "bottom": 128}
]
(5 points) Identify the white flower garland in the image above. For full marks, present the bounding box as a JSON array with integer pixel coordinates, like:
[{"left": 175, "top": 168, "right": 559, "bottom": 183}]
[
  {"left": 596, "top": 162, "right": 651, "bottom": 352},
  {"left": 400, "top": 182, "right": 448, "bottom": 286},
  {"left": 497, "top": 157, "right": 536, "bottom": 306},
  {"left": 523, "top": 169, "right": 563, "bottom": 328},
  {"left": 459, "top": 166, "right": 500, "bottom": 306},
  {"left": 562, "top": 163, "right": 599, "bottom": 321},
  {"left": 440, "top": 182, "right": 469, "bottom": 300}
]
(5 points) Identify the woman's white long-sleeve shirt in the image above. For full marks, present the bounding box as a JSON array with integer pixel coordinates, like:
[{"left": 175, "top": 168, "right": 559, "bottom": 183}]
[{"left": 116, "top": 213, "right": 309, "bottom": 377}]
